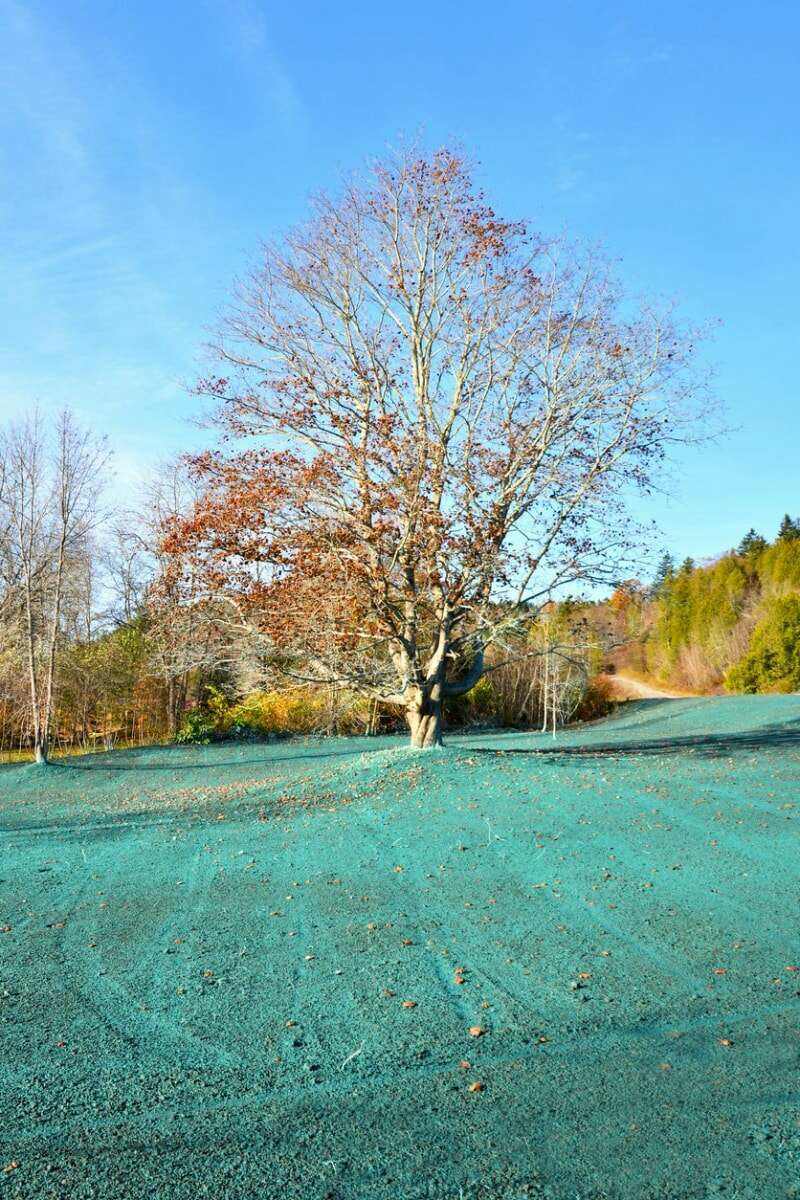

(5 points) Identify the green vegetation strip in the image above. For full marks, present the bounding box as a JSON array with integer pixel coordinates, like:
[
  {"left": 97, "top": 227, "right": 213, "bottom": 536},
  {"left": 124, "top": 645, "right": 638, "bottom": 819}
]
[{"left": 2, "top": 696, "right": 800, "bottom": 1199}]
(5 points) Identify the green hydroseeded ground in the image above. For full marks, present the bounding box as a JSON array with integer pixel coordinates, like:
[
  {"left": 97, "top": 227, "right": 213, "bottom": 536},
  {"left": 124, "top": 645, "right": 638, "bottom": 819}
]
[{"left": 1, "top": 696, "right": 800, "bottom": 1199}]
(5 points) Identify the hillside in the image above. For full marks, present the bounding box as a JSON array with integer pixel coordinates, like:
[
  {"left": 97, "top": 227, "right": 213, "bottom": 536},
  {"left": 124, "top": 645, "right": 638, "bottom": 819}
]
[{"left": 607, "top": 526, "right": 800, "bottom": 695}]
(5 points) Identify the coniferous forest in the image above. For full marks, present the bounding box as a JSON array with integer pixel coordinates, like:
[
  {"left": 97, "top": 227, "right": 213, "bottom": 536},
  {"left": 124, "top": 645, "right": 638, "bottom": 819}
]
[{"left": 609, "top": 515, "right": 800, "bottom": 693}]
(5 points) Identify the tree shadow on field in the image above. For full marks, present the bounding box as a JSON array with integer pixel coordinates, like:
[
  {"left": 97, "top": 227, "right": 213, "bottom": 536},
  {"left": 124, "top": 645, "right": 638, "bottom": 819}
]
[
  {"left": 600, "top": 698, "right": 713, "bottom": 731},
  {"left": 473, "top": 718, "right": 800, "bottom": 762},
  {"left": 50, "top": 742, "right": 389, "bottom": 772}
]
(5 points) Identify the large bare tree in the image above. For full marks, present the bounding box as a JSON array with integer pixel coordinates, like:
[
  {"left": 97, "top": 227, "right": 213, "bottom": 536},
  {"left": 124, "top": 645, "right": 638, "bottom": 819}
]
[{"left": 170, "top": 147, "right": 708, "bottom": 747}]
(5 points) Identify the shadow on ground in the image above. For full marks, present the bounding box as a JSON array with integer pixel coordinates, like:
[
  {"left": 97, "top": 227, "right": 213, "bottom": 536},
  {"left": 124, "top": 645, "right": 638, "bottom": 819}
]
[{"left": 473, "top": 716, "right": 800, "bottom": 761}]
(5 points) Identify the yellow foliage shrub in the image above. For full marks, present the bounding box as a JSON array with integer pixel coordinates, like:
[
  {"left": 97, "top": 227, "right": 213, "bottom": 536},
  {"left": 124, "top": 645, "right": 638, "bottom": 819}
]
[{"left": 210, "top": 687, "right": 386, "bottom": 738}]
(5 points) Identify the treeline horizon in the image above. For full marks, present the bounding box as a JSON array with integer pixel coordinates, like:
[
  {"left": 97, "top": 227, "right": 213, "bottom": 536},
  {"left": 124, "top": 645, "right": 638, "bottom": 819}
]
[{"left": 1, "top": 418, "right": 794, "bottom": 761}]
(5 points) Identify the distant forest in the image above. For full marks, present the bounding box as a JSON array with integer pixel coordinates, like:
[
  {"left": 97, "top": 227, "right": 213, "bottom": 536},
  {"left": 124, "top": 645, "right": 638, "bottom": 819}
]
[{"left": 609, "top": 515, "right": 800, "bottom": 694}]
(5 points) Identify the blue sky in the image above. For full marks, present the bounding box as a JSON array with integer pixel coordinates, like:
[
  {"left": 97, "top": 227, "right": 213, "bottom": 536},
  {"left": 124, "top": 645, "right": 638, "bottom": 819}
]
[{"left": 1, "top": 0, "right": 797, "bottom": 572}]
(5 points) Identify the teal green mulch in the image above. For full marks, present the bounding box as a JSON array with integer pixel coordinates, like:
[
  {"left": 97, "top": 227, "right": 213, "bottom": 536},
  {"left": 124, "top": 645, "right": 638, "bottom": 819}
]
[{"left": 1, "top": 696, "right": 800, "bottom": 1199}]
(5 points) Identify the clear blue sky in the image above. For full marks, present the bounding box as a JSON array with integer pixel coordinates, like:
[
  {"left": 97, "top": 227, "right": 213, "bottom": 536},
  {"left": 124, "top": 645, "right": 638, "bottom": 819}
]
[{"left": 1, "top": 0, "right": 798, "bottom": 573}]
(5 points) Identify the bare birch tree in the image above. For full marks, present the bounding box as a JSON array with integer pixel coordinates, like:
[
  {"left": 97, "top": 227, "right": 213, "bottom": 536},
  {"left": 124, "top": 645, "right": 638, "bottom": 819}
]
[{"left": 0, "top": 410, "right": 108, "bottom": 762}]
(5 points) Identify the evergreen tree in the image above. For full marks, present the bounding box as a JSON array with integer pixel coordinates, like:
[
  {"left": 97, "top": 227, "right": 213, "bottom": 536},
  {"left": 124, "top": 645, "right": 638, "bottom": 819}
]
[
  {"left": 777, "top": 514, "right": 800, "bottom": 542},
  {"left": 725, "top": 595, "right": 800, "bottom": 693},
  {"left": 651, "top": 551, "right": 675, "bottom": 598},
  {"left": 738, "top": 528, "right": 767, "bottom": 556}
]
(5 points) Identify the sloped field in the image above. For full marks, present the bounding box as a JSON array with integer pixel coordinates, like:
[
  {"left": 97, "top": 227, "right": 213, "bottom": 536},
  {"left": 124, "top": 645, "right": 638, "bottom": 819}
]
[{"left": 1, "top": 696, "right": 799, "bottom": 1199}]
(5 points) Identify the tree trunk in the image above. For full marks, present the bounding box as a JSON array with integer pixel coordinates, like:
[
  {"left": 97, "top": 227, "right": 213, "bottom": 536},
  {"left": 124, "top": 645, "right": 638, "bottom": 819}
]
[
  {"left": 41, "top": 532, "right": 67, "bottom": 769},
  {"left": 34, "top": 735, "right": 48, "bottom": 765},
  {"left": 402, "top": 647, "right": 486, "bottom": 748},
  {"left": 167, "top": 678, "right": 177, "bottom": 738},
  {"left": 407, "top": 687, "right": 444, "bottom": 749}
]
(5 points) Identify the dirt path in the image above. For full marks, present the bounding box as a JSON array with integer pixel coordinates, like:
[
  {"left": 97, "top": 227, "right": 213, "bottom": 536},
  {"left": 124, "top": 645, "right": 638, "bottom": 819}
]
[{"left": 599, "top": 671, "right": 689, "bottom": 700}]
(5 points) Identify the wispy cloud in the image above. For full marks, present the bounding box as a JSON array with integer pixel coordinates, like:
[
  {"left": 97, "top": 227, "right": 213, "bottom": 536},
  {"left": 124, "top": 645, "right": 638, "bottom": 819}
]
[
  {"left": 601, "top": 22, "right": 675, "bottom": 79},
  {"left": 208, "top": 0, "right": 308, "bottom": 134},
  {"left": 15, "top": 236, "right": 118, "bottom": 277},
  {"left": 0, "top": 0, "right": 202, "bottom": 495},
  {"left": 545, "top": 117, "right": 597, "bottom": 200},
  {"left": 0, "top": 0, "right": 308, "bottom": 504}
]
